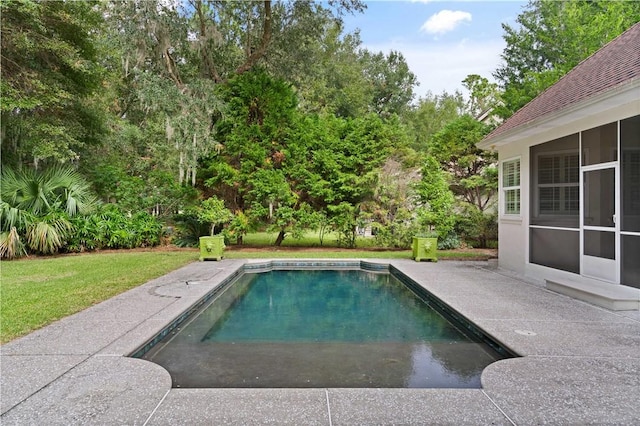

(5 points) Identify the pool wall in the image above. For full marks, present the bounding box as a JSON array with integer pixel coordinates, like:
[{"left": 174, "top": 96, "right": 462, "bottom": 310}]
[{"left": 390, "top": 265, "right": 518, "bottom": 359}]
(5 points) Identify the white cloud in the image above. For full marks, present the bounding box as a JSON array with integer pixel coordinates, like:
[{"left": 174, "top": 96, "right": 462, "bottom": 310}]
[
  {"left": 420, "top": 10, "right": 472, "bottom": 35},
  {"left": 366, "top": 38, "right": 505, "bottom": 99}
]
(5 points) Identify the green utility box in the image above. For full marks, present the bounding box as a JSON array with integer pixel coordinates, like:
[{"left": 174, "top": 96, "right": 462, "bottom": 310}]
[
  {"left": 199, "top": 235, "right": 225, "bottom": 261},
  {"left": 412, "top": 236, "right": 438, "bottom": 262}
]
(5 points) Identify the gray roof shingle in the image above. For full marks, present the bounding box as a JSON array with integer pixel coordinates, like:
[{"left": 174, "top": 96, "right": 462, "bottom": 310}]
[{"left": 483, "top": 22, "right": 640, "bottom": 143}]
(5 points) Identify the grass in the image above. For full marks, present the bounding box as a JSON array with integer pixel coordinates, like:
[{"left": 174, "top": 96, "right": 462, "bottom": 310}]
[
  {"left": 0, "top": 251, "right": 198, "bottom": 343},
  {"left": 240, "top": 231, "right": 378, "bottom": 248}
]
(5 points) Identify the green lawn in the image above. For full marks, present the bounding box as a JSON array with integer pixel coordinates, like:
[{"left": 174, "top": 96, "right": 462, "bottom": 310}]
[
  {"left": 240, "top": 231, "right": 377, "bottom": 248},
  {"left": 0, "top": 251, "right": 198, "bottom": 343}
]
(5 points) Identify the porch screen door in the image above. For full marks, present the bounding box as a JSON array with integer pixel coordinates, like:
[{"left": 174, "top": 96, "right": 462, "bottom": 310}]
[{"left": 582, "top": 164, "right": 618, "bottom": 282}]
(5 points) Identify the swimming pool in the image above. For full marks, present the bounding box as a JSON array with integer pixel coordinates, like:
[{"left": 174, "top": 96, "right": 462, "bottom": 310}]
[{"left": 134, "top": 263, "right": 513, "bottom": 388}]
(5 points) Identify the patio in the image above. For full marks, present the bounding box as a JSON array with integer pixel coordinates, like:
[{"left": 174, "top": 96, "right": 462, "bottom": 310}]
[{"left": 1, "top": 259, "right": 639, "bottom": 425}]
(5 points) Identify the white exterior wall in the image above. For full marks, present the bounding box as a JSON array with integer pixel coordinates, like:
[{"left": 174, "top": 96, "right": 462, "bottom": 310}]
[
  {"left": 492, "top": 89, "right": 640, "bottom": 283},
  {"left": 498, "top": 144, "right": 528, "bottom": 275}
]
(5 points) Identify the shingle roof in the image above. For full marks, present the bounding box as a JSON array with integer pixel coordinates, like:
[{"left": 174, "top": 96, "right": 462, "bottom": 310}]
[{"left": 483, "top": 22, "right": 640, "bottom": 143}]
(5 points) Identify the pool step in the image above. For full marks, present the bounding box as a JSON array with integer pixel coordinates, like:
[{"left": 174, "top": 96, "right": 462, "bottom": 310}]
[{"left": 545, "top": 278, "right": 640, "bottom": 311}]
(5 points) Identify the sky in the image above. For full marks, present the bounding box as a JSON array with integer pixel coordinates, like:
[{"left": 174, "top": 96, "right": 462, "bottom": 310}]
[{"left": 340, "top": 0, "right": 528, "bottom": 100}]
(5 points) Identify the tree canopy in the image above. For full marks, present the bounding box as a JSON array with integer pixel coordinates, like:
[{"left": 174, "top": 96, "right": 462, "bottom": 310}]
[
  {"left": 2, "top": 0, "right": 637, "bottom": 256},
  {"left": 1, "top": 0, "right": 106, "bottom": 165},
  {"left": 495, "top": 0, "right": 640, "bottom": 117}
]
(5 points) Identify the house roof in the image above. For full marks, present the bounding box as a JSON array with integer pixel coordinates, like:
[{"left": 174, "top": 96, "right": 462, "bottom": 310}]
[{"left": 481, "top": 22, "right": 640, "bottom": 146}]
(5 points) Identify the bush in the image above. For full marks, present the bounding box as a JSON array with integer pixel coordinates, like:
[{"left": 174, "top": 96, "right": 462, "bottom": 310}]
[
  {"left": 66, "top": 205, "right": 163, "bottom": 252},
  {"left": 455, "top": 207, "right": 498, "bottom": 248},
  {"left": 372, "top": 221, "right": 419, "bottom": 249},
  {"left": 437, "top": 232, "right": 461, "bottom": 250},
  {"left": 172, "top": 208, "right": 209, "bottom": 247}
]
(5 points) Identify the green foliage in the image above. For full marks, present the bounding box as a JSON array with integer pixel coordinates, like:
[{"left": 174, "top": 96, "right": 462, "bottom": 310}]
[
  {"left": 369, "top": 159, "right": 420, "bottom": 249},
  {"left": 292, "top": 25, "right": 372, "bottom": 118},
  {"left": 199, "top": 197, "right": 233, "bottom": 236},
  {"left": 495, "top": 0, "right": 640, "bottom": 117},
  {"left": 26, "top": 212, "right": 72, "bottom": 254},
  {"left": 403, "top": 92, "right": 464, "bottom": 158},
  {"left": 0, "top": 227, "right": 27, "bottom": 259},
  {"left": 172, "top": 209, "right": 210, "bottom": 248},
  {"left": 360, "top": 50, "right": 417, "bottom": 117},
  {"left": 202, "top": 69, "right": 398, "bottom": 246},
  {"left": 85, "top": 135, "right": 200, "bottom": 217},
  {"left": 298, "top": 113, "right": 396, "bottom": 206},
  {"left": 0, "top": 166, "right": 100, "bottom": 258},
  {"left": 65, "top": 205, "right": 163, "bottom": 252},
  {"left": 455, "top": 206, "right": 498, "bottom": 249},
  {"left": 414, "top": 156, "right": 456, "bottom": 239},
  {"left": 372, "top": 215, "right": 419, "bottom": 249},
  {"left": 1, "top": 0, "right": 107, "bottom": 165},
  {"left": 204, "top": 69, "right": 298, "bottom": 209},
  {"left": 436, "top": 232, "right": 461, "bottom": 250},
  {"left": 172, "top": 196, "right": 232, "bottom": 246},
  {"left": 327, "top": 202, "right": 369, "bottom": 248},
  {"left": 429, "top": 115, "right": 497, "bottom": 211},
  {"left": 462, "top": 74, "right": 500, "bottom": 118},
  {"left": 225, "top": 211, "right": 251, "bottom": 245},
  {"left": 1, "top": 166, "right": 99, "bottom": 217}
]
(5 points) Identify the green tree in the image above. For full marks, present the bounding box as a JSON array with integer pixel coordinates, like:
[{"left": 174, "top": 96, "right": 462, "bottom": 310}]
[
  {"left": 462, "top": 74, "right": 500, "bottom": 118},
  {"left": 198, "top": 197, "right": 233, "bottom": 236},
  {"left": 293, "top": 25, "right": 372, "bottom": 118},
  {"left": 202, "top": 69, "right": 313, "bottom": 245},
  {"left": 360, "top": 50, "right": 418, "bottom": 117},
  {"left": 429, "top": 115, "right": 496, "bottom": 212},
  {"left": 1, "top": 0, "right": 107, "bottom": 166},
  {"left": 414, "top": 156, "right": 455, "bottom": 239},
  {"left": 495, "top": 0, "right": 640, "bottom": 117},
  {"left": 404, "top": 92, "right": 464, "bottom": 157},
  {"left": 371, "top": 159, "right": 419, "bottom": 249},
  {"left": 203, "top": 69, "right": 298, "bottom": 210}
]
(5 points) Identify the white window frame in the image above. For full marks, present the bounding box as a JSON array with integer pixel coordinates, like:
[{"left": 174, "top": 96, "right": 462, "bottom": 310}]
[{"left": 501, "top": 157, "right": 521, "bottom": 217}]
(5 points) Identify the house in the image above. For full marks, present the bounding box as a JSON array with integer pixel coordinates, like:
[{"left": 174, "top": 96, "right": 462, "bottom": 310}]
[{"left": 478, "top": 22, "right": 640, "bottom": 309}]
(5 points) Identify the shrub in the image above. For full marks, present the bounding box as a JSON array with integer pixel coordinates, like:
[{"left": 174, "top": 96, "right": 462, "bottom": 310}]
[
  {"left": 372, "top": 220, "right": 419, "bottom": 249},
  {"left": 65, "top": 205, "right": 163, "bottom": 252},
  {"left": 437, "top": 232, "right": 461, "bottom": 250},
  {"left": 172, "top": 208, "right": 209, "bottom": 248},
  {"left": 455, "top": 206, "right": 498, "bottom": 248}
]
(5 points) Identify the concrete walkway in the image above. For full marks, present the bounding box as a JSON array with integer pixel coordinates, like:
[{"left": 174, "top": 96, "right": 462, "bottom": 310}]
[{"left": 2, "top": 260, "right": 639, "bottom": 425}]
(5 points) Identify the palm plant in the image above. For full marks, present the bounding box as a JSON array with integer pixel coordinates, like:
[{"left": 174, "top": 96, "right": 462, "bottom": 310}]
[
  {"left": 0, "top": 166, "right": 99, "bottom": 258},
  {"left": 1, "top": 166, "right": 98, "bottom": 216}
]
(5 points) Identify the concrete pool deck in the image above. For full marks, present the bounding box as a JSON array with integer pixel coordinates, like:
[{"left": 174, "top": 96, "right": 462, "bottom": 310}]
[{"left": 1, "top": 259, "right": 639, "bottom": 425}]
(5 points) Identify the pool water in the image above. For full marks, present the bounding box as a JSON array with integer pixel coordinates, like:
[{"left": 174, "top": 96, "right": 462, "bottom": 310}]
[{"left": 140, "top": 269, "right": 508, "bottom": 388}]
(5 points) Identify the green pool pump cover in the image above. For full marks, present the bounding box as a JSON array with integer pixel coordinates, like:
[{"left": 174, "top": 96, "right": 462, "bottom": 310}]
[
  {"left": 199, "top": 235, "right": 225, "bottom": 261},
  {"left": 412, "top": 236, "right": 437, "bottom": 262}
]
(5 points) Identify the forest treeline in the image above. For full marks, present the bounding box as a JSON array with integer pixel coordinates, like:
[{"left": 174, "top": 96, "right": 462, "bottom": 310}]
[{"left": 1, "top": 0, "right": 639, "bottom": 257}]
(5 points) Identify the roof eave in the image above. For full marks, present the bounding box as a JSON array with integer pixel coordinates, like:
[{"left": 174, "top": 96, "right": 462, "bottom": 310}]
[{"left": 478, "top": 78, "right": 640, "bottom": 150}]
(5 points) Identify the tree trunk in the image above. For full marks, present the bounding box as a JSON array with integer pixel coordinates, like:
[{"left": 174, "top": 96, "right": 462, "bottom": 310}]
[
  {"left": 236, "top": 1, "right": 272, "bottom": 75},
  {"left": 274, "top": 230, "right": 286, "bottom": 246}
]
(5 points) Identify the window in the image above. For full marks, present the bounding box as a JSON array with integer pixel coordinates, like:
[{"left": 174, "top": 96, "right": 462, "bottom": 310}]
[
  {"left": 530, "top": 134, "right": 579, "bottom": 228},
  {"left": 502, "top": 158, "right": 520, "bottom": 215},
  {"left": 537, "top": 152, "right": 579, "bottom": 216}
]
